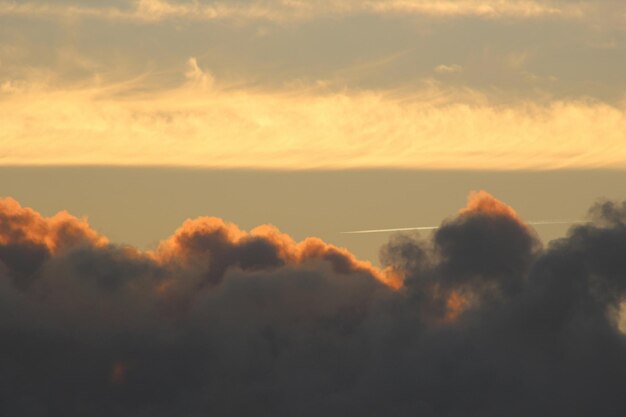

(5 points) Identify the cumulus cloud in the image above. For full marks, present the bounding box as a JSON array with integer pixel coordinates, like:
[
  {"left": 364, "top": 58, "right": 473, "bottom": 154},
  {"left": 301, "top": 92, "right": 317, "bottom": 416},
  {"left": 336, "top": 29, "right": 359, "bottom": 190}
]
[
  {"left": 2, "top": 191, "right": 626, "bottom": 416},
  {"left": 0, "top": 197, "right": 107, "bottom": 288}
]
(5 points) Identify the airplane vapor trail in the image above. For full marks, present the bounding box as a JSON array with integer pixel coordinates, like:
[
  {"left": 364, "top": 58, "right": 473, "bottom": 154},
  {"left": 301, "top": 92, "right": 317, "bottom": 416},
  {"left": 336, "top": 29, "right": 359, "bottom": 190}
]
[{"left": 341, "top": 220, "right": 586, "bottom": 234}]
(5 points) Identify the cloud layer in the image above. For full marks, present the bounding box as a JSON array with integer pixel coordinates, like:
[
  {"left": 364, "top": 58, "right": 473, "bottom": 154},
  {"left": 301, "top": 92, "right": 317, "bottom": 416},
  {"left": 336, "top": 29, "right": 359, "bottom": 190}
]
[
  {"left": 2, "top": 80, "right": 626, "bottom": 170},
  {"left": 0, "top": 0, "right": 596, "bottom": 22},
  {"left": 2, "top": 192, "right": 626, "bottom": 416},
  {"left": 3, "top": 0, "right": 625, "bottom": 166}
]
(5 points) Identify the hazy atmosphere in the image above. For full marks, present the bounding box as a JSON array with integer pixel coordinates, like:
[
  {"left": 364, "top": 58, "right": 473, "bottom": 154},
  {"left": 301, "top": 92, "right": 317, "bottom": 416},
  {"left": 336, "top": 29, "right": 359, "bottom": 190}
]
[
  {"left": 3, "top": 167, "right": 626, "bottom": 263},
  {"left": 2, "top": 0, "right": 626, "bottom": 169},
  {"left": 2, "top": 1, "right": 626, "bottom": 416}
]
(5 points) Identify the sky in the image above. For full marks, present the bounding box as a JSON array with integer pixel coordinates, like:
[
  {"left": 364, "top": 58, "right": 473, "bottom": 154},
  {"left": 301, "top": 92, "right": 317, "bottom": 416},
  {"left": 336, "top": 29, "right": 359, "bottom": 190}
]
[
  {"left": 1, "top": 0, "right": 626, "bottom": 169},
  {"left": 2, "top": 1, "right": 626, "bottom": 416}
]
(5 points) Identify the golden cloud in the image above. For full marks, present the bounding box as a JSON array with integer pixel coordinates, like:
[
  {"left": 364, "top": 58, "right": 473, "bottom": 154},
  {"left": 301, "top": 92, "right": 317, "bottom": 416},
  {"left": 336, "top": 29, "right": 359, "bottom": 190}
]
[{"left": 1, "top": 76, "right": 625, "bottom": 170}]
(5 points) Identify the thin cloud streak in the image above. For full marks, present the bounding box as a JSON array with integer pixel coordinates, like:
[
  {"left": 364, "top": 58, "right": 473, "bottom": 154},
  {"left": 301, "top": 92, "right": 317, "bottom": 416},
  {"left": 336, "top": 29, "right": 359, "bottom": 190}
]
[
  {"left": 0, "top": 0, "right": 592, "bottom": 23},
  {"left": 342, "top": 220, "right": 587, "bottom": 234}
]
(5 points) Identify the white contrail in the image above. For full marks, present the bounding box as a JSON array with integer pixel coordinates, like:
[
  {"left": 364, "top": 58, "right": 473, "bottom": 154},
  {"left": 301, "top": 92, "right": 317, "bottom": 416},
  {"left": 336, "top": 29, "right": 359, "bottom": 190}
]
[{"left": 341, "top": 220, "right": 586, "bottom": 234}]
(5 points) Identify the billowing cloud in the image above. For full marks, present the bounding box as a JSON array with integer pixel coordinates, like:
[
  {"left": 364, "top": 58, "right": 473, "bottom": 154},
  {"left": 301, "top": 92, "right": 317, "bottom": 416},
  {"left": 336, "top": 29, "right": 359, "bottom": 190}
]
[
  {"left": 0, "top": 197, "right": 107, "bottom": 288},
  {"left": 2, "top": 191, "right": 626, "bottom": 415},
  {"left": 154, "top": 216, "right": 400, "bottom": 288}
]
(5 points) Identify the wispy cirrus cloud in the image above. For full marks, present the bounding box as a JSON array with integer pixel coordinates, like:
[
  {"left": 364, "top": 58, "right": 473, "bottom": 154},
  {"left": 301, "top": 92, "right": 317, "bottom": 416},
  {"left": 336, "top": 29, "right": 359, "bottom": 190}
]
[
  {"left": 0, "top": 0, "right": 595, "bottom": 23},
  {"left": 1, "top": 64, "right": 626, "bottom": 170},
  {"left": 435, "top": 64, "right": 464, "bottom": 74}
]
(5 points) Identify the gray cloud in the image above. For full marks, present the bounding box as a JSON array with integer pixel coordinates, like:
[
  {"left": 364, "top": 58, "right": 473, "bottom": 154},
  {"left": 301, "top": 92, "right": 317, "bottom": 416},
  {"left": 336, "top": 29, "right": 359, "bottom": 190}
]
[{"left": 1, "top": 192, "right": 626, "bottom": 416}]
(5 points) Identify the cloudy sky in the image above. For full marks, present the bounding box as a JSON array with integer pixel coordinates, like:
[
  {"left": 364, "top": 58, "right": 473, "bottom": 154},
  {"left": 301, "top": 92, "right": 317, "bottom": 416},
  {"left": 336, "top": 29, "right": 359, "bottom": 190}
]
[
  {"left": 2, "top": 2, "right": 626, "bottom": 415},
  {"left": 2, "top": 0, "right": 626, "bottom": 168},
  {"left": 2, "top": 0, "right": 626, "bottom": 259}
]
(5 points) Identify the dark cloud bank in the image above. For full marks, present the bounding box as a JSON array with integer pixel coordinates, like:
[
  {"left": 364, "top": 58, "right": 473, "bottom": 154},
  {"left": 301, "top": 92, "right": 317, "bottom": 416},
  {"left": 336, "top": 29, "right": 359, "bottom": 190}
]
[{"left": 1, "top": 191, "right": 626, "bottom": 417}]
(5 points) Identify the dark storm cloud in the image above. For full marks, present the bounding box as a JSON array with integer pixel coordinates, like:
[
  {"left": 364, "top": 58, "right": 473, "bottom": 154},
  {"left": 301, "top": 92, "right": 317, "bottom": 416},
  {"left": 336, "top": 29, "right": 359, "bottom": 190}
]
[{"left": 1, "top": 192, "right": 626, "bottom": 416}]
